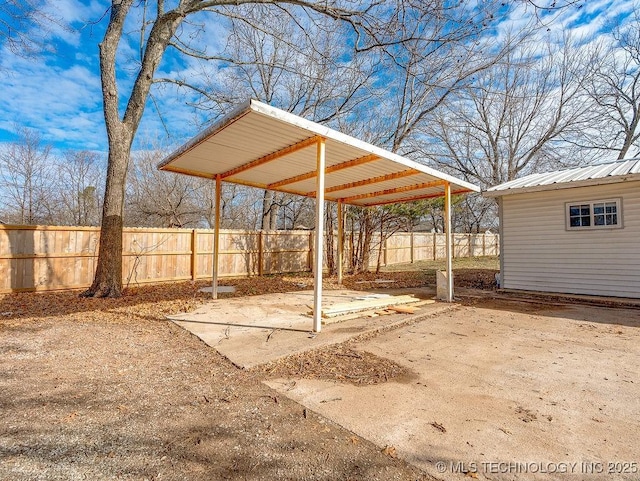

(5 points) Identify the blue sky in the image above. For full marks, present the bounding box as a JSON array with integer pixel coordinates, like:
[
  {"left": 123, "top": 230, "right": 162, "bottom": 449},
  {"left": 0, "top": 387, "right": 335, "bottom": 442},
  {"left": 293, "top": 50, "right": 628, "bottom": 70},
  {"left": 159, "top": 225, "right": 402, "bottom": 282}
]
[{"left": 0, "top": 0, "right": 635, "bottom": 158}]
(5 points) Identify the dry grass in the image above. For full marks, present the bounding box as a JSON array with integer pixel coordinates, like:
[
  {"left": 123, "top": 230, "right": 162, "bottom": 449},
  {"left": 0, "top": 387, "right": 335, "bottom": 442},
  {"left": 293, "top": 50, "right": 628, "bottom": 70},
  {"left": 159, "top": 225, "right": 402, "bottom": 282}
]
[{"left": 381, "top": 255, "right": 499, "bottom": 272}]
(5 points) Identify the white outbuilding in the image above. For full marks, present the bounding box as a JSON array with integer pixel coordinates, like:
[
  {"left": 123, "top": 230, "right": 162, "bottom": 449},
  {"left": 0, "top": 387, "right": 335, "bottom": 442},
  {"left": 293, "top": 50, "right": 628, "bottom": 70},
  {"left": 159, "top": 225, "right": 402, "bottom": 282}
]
[{"left": 485, "top": 159, "right": 640, "bottom": 299}]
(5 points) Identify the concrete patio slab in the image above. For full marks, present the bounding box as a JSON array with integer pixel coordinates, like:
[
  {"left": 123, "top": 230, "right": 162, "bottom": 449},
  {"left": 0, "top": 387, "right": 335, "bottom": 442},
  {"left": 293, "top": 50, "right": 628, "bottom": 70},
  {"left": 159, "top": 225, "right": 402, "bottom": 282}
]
[
  {"left": 266, "top": 301, "right": 640, "bottom": 481},
  {"left": 168, "top": 289, "right": 451, "bottom": 369}
]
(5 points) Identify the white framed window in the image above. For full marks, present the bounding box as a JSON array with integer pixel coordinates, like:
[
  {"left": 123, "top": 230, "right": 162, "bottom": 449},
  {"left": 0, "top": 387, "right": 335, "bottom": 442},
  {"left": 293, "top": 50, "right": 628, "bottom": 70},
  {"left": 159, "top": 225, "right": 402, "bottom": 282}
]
[{"left": 565, "top": 198, "right": 622, "bottom": 230}]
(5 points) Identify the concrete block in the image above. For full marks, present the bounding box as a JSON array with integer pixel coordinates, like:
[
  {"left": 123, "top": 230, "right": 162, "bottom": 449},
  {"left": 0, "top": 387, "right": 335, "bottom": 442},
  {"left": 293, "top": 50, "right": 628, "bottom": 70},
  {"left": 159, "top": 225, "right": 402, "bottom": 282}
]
[{"left": 436, "top": 270, "right": 452, "bottom": 301}]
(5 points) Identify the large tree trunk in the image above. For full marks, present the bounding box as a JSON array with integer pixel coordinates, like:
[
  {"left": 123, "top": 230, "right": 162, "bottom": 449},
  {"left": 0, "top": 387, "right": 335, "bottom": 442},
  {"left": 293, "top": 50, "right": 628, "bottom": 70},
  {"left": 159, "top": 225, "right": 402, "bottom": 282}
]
[
  {"left": 261, "top": 190, "right": 280, "bottom": 230},
  {"left": 261, "top": 190, "right": 271, "bottom": 230},
  {"left": 83, "top": 133, "right": 132, "bottom": 297},
  {"left": 83, "top": 2, "right": 183, "bottom": 297},
  {"left": 324, "top": 205, "right": 335, "bottom": 276}
]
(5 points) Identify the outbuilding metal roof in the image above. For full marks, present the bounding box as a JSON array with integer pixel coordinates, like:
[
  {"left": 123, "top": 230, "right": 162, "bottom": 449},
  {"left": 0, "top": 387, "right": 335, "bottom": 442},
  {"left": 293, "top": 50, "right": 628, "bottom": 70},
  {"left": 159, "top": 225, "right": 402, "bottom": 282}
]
[
  {"left": 485, "top": 159, "right": 640, "bottom": 197},
  {"left": 158, "top": 99, "right": 479, "bottom": 206}
]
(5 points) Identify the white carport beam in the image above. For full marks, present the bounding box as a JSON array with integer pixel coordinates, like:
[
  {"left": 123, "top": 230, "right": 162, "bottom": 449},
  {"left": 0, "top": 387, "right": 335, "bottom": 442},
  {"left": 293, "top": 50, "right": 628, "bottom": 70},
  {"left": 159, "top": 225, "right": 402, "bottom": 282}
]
[
  {"left": 337, "top": 200, "right": 344, "bottom": 285},
  {"left": 444, "top": 181, "right": 453, "bottom": 302},
  {"left": 313, "top": 138, "right": 326, "bottom": 332},
  {"left": 211, "top": 174, "right": 222, "bottom": 299}
]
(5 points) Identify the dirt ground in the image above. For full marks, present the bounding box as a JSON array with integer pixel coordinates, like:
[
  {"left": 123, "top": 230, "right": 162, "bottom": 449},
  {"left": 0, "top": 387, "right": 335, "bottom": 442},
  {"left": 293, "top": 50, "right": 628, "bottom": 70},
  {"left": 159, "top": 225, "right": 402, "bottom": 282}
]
[
  {"left": 0, "top": 279, "right": 431, "bottom": 481},
  {"left": 2, "top": 269, "right": 484, "bottom": 481},
  {"left": 2, "top": 263, "right": 637, "bottom": 480}
]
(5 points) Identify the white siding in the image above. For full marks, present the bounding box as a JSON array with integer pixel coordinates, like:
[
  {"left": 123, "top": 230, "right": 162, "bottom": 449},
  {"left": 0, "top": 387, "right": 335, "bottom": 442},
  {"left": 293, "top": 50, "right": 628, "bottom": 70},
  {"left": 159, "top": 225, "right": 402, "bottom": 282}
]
[{"left": 501, "top": 180, "right": 640, "bottom": 298}]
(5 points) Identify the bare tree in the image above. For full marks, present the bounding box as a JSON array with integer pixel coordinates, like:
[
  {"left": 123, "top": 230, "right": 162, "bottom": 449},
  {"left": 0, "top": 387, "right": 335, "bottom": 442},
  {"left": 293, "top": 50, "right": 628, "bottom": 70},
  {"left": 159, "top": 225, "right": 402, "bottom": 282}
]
[
  {"left": 323, "top": 17, "right": 521, "bottom": 259},
  {"left": 126, "top": 149, "right": 204, "bottom": 228},
  {"left": 194, "top": 182, "right": 269, "bottom": 230},
  {"left": 455, "top": 194, "right": 497, "bottom": 233},
  {"left": 377, "top": 33, "right": 516, "bottom": 155},
  {"left": 280, "top": 196, "right": 314, "bottom": 229},
  {"left": 579, "top": 10, "right": 640, "bottom": 159},
  {"left": 87, "top": 0, "right": 397, "bottom": 297},
  {"left": 204, "top": 5, "right": 379, "bottom": 231},
  {"left": 55, "top": 151, "right": 103, "bottom": 226},
  {"left": 421, "top": 35, "right": 591, "bottom": 188},
  {"left": 127, "top": 149, "right": 277, "bottom": 229},
  {"left": 0, "top": 0, "right": 67, "bottom": 57},
  {"left": 201, "top": 178, "right": 282, "bottom": 230},
  {"left": 0, "top": 128, "right": 54, "bottom": 224}
]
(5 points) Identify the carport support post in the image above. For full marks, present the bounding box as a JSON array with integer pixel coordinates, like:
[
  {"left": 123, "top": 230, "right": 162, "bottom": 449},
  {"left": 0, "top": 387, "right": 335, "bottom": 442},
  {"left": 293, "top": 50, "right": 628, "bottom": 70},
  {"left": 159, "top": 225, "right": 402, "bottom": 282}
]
[
  {"left": 313, "top": 138, "right": 326, "bottom": 332},
  {"left": 337, "top": 200, "right": 344, "bottom": 285},
  {"left": 211, "top": 174, "right": 221, "bottom": 300},
  {"left": 444, "top": 181, "right": 453, "bottom": 302}
]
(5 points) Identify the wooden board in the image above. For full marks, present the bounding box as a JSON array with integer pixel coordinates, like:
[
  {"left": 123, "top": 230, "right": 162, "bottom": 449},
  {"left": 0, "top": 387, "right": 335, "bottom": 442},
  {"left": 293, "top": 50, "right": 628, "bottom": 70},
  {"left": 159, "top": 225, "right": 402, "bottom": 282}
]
[
  {"left": 387, "top": 305, "right": 418, "bottom": 314},
  {"left": 322, "top": 295, "right": 418, "bottom": 318}
]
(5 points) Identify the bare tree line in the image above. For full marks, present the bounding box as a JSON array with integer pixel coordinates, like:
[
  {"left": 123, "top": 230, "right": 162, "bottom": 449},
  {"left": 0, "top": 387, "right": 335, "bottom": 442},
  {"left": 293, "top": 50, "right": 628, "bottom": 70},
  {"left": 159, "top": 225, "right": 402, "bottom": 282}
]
[{"left": 0, "top": 128, "right": 102, "bottom": 226}]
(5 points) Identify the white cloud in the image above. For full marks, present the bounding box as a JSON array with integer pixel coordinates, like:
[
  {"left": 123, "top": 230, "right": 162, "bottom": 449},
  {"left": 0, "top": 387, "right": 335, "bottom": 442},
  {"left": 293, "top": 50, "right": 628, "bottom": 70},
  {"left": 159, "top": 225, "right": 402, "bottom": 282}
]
[
  {"left": 491, "top": 0, "right": 636, "bottom": 46},
  {"left": 0, "top": 40, "right": 105, "bottom": 150}
]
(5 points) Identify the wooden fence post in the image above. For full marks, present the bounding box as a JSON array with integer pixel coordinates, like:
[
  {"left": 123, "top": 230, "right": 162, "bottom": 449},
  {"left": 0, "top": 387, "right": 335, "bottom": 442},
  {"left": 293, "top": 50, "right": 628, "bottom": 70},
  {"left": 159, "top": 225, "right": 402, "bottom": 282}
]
[
  {"left": 410, "top": 232, "right": 414, "bottom": 263},
  {"left": 0, "top": 225, "right": 500, "bottom": 294},
  {"left": 452, "top": 234, "right": 456, "bottom": 259},
  {"left": 191, "top": 229, "right": 197, "bottom": 280},
  {"left": 433, "top": 233, "right": 437, "bottom": 260},
  {"left": 258, "top": 230, "right": 264, "bottom": 277},
  {"left": 383, "top": 237, "right": 388, "bottom": 266},
  {"left": 449, "top": 234, "right": 451, "bottom": 259}
]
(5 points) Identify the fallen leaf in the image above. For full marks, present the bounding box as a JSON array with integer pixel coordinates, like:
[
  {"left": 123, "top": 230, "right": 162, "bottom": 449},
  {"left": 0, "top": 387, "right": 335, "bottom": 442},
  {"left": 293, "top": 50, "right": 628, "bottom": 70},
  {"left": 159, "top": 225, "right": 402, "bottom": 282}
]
[{"left": 382, "top": 445, "right": 397, "bottom": 458}]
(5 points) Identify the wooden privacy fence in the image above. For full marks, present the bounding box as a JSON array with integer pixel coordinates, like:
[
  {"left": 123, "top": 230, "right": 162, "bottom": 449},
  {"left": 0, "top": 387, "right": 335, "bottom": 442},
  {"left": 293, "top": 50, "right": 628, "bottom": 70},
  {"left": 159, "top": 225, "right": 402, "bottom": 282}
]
[{"left": 0, "top": 225, "right": 499, "bottom": 293}]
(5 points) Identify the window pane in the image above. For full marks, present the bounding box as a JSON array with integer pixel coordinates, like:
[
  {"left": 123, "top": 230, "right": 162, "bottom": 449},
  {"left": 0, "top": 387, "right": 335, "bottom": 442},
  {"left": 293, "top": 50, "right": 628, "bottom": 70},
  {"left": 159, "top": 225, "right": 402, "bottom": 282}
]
[{"left": 568, "top": 200, "right": 620, "bottom": 229}]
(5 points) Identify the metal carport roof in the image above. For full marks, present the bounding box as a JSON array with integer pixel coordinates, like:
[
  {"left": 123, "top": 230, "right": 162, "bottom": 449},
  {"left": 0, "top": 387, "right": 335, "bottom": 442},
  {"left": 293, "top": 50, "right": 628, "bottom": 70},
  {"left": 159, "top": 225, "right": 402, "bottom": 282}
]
[
  {"left": 158, "top": 99, "right": 480, "bottom": 333},
  {"left": 158, "top": 99, "right": 479, "bottom": 205}
]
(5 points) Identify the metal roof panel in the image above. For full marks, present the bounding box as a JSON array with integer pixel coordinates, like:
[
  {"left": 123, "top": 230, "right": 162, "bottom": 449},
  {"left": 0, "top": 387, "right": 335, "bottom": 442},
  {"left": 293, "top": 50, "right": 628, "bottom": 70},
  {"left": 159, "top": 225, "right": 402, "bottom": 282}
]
[
  {"left": 159, "top": 99, "right": 479, "bottom": 205},
  {"left": 485, "top": 159, "right": 640, "bottom": 197}
]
